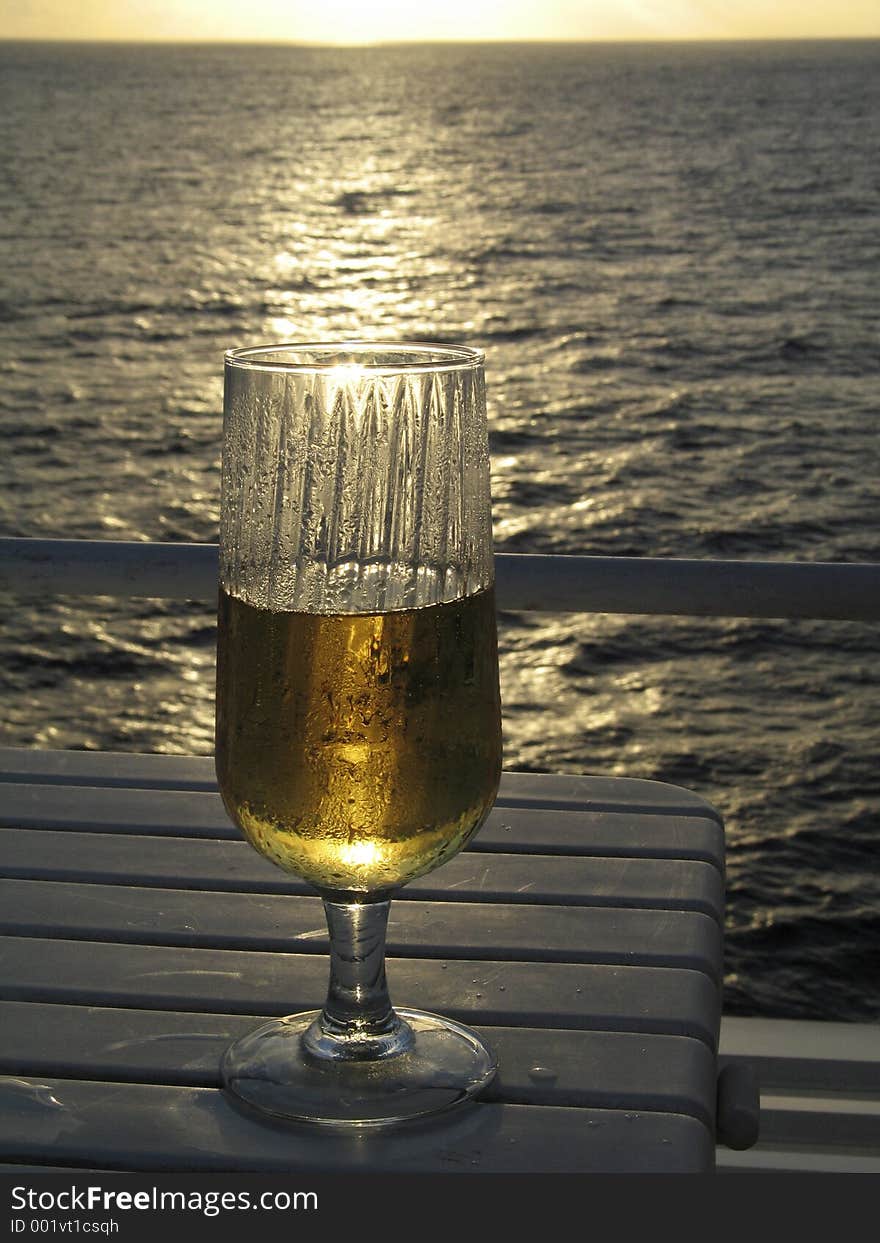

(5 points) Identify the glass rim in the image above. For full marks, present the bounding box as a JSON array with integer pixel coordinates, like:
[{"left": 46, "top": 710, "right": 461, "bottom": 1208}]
[{"left": 224, "top": 340, "right": 485, "bottom": 376}]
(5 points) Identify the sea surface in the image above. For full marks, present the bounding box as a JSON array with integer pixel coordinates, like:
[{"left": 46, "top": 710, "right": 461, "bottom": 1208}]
[{"left": 1, "top": 39, "right": 879, "bottom": 1022}]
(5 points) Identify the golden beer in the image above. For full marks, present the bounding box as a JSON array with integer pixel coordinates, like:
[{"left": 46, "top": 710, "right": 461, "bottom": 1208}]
[{"left": 215, "top": 584, "right": 502, "bottom": 896}]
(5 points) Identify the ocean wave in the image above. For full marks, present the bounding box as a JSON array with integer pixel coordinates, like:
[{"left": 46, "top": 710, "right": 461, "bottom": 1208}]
[
  {"left": 331, "top": 186, "right": 415, "bottom": 214},
  {"left": 528, "top": 200, "right": 574, "bottom": 217},
  {"left": 65, "top": 300, "right": 161, "bottom": 320},
  {"left": 5, "top": 647, "right": 174, "bottom": 680}
]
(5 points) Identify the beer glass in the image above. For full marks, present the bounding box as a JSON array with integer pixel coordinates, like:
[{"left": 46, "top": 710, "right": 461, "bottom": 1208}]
[{"left": 215, "top": 342, "right": 502, "bottom": 1125}]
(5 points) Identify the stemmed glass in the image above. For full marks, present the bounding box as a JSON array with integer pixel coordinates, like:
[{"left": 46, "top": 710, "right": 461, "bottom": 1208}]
[{"left": 215, "top": 342, "right": 502, "bottom": 1125}]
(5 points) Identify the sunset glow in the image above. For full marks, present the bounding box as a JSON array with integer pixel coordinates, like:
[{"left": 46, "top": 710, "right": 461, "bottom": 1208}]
[{"left": 2, "top": 0, "right": 878, "bottom": 43}]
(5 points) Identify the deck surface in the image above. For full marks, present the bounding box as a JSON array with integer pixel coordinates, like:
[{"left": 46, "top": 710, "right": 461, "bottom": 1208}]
[{"left": 0, "top": 747, "right": 725, "bottom": 1174}]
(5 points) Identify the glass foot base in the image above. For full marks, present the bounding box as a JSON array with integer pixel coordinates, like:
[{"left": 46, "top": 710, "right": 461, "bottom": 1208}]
[{"left": 221, "top": 1008, "right": 497, "bottom": 1127}]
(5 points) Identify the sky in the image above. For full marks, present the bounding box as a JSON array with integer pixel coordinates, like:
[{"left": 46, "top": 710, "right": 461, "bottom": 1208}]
[{"left": 1, "top": 0, "right": 879, "bottom": 45}]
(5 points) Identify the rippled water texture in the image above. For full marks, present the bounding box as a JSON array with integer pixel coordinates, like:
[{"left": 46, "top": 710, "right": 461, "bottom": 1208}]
[{"left": 1, "top": 40, "right": 879, "bottom": 1020}]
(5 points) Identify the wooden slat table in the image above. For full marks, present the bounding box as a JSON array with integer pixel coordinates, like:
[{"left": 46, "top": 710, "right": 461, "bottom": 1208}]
[{"left": 0, "top": 747, "right": 725, "bottom": 1174}]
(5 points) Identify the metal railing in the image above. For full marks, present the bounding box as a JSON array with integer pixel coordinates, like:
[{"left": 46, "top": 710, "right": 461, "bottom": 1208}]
[{"left": 1, "top": 536, "right": 879, "bottom": 621}]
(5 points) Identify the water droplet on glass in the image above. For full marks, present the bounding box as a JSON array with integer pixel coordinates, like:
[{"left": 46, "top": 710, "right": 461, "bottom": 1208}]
[{"left": 528, "top": 1066, "right": 557, "bottom": 1083}]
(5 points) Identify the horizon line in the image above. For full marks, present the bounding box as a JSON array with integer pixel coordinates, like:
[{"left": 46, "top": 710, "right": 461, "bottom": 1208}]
[{"left": 2, "top": 34, "right": 879, "bottom": 48}]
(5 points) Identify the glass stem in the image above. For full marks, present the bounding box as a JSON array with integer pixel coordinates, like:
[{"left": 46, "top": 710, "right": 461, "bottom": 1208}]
[{"left": 301, "top": 899, "right": 414, "bottom": 1062}]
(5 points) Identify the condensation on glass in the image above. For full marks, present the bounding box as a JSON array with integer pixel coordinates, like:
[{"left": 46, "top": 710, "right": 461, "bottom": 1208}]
[
  {"left": 216, "top": 341, "right": 501, "bottom": 1125},
  {"left": 220, "top": 342, "right": 494, "bottom": 615}
]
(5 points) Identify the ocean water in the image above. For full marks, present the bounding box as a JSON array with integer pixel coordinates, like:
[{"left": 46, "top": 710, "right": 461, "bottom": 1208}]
[{"left": 1, "top": 39, "right": 879, "bottom": 1022}]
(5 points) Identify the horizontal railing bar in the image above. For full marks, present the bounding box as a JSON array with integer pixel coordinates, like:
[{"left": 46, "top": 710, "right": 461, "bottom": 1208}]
[{"left": 1, "top": 537, "right": 879, "bottom": 621}]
